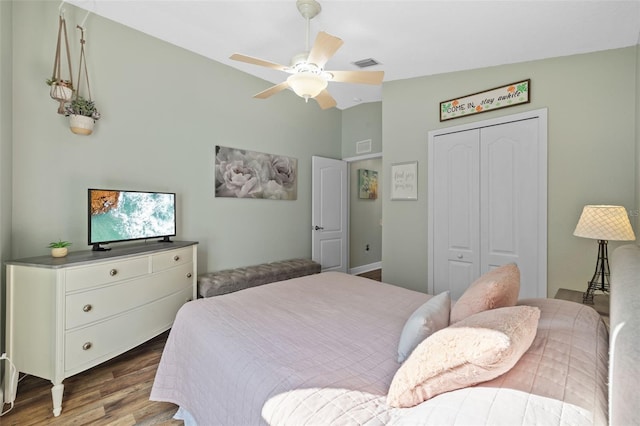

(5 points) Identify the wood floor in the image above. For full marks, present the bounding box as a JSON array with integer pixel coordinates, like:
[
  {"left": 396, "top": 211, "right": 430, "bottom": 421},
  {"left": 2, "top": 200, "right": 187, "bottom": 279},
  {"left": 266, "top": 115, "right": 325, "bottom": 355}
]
[
  {"left": 1, "top": 331, "right": 182, "bottom": 426},
  {"left": 357, "top": 268, "right": 382, "bottom": 281},
  {"left": 2, "top": 269, "right": 382, "bottom": 425}
]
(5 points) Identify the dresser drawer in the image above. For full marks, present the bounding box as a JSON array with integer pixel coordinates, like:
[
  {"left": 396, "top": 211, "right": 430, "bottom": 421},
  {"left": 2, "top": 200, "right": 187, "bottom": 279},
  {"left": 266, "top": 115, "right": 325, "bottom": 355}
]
[
  {"left": 152, "top": 246, "right": 193, "bottom": 272},
  {"left": 65, "top": 262, "right": 194, "bottom": 329},
  {"left": 65, "top": 257, "right": 149, "bottom": 292},
  {"left": 64, "top": 287, "right": 193, "bottom": 373}
]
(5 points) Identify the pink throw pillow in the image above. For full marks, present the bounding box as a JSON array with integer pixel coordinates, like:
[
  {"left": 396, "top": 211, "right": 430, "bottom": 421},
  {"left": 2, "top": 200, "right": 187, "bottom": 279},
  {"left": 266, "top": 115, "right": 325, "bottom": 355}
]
[
  {"left": 450, "top": 263, "right": 520, "bottom": 323},
  {"left": 387, "top": 305, "right": 540, "bottom": 408}
]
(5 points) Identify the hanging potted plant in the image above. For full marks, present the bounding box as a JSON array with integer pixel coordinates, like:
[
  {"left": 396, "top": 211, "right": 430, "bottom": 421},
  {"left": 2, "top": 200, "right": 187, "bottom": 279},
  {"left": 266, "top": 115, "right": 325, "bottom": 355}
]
[
  {"left": 46, "top": 78, "right": 74, "bottom": 103},
  {"left": 64, "top": 25, "right": 101, "bottom": 135},
  {"left": 65, "top": 96, "right": 100, "bottom": 135},
  {"left": 48, "top": 14, "right": 74, "bottom": 114}
]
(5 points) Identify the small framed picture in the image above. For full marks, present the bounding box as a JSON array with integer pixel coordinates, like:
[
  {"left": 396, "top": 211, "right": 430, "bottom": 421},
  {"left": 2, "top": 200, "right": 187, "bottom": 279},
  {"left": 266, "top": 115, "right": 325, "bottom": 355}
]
[
  {"left": 390, "top": 161, "right": 418, "bottom": 200},
  {"left": 357, "top": 169, "right": 378, "bottom": 199}
]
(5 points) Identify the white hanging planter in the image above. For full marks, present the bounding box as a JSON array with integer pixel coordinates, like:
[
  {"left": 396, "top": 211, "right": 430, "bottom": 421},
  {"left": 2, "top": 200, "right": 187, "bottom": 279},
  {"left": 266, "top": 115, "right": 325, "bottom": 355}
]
[
  {"left": 49, "top": 83, "right": 73, "bottom": 102},
  {"left": 69, "top": 114, "right": 95, "bottom": 135}
]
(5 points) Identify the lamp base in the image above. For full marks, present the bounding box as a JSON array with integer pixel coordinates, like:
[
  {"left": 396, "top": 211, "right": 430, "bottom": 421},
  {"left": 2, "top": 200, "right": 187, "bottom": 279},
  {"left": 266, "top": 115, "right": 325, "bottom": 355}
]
[{"left": 583, "top": 239, "right": 610, "bottom": 304}]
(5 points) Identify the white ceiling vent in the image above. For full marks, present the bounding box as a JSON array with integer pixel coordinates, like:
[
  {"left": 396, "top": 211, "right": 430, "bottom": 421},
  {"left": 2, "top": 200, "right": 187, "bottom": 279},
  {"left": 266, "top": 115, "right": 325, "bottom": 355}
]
[
  {"left": 356, "top": 139, "right": 372, "bottom": 154},
  {"left": 353, "top": 58, "right": 381, "bottom": 68}
]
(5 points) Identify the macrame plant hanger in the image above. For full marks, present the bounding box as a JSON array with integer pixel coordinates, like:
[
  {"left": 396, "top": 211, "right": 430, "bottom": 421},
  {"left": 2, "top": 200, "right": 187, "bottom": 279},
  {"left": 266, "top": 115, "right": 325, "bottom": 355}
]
[
  {"left": 50, "top": 10, "right": 74, "bottom": 114},
  {"left": 68, "top": 20, "right": 99, "bottom": 136},
  {"left": 74, "top": 24, "right": 92, "bottom": 105}
]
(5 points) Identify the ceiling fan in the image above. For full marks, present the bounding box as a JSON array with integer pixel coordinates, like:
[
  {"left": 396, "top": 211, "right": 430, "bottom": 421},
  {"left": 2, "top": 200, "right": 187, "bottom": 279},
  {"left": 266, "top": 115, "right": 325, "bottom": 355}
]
[{"left": 229, "top": 0, "right": 384, "bottom": 109}]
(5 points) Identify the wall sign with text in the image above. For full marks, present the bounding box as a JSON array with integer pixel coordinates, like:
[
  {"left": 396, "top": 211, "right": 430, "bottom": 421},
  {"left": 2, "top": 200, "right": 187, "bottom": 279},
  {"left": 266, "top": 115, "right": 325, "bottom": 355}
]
[
  {"left": 390, "top": 161, "right": 418, "bottom": 201},
  {"left": 440, "top": 79, "right": 530, "bottom": 121}
]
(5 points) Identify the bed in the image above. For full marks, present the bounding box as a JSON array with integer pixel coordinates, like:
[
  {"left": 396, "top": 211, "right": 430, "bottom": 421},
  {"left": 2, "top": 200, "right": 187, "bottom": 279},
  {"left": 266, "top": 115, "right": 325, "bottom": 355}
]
[{"left": 150, "top": 268, "right": 609, "bottom": 425}]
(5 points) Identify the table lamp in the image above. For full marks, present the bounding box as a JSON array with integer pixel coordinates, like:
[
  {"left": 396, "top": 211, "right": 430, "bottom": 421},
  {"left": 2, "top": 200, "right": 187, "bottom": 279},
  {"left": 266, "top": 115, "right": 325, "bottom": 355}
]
[{"left": 573, "top": 205, "right": 636, "bottom": 303}]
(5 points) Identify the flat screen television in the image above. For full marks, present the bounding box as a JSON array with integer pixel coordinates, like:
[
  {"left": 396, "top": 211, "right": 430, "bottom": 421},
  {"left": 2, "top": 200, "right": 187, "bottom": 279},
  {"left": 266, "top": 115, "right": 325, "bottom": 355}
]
[{"left": 88, "top": 188, "right": 176, "bottom": 251}]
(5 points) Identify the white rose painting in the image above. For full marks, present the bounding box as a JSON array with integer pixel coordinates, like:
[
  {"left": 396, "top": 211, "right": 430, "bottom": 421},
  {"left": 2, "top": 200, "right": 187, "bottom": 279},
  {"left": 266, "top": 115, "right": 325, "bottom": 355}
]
[{"left": 215, "top": 145, "right": 298, "bottom": 200}]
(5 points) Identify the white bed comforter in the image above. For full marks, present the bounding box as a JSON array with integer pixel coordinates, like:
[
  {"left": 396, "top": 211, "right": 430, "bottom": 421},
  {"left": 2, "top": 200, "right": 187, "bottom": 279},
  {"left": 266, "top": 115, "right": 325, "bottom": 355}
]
[{"left": 150, "top": 272, "right": 608, "bottom": 425}]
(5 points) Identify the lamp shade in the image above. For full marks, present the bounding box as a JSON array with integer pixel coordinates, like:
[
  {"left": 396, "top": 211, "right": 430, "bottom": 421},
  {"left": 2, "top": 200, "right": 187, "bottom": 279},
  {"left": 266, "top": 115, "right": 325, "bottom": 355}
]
[
  {"left": 573, "top": 205, "right": 636, "bottom": 241},
  {"left": 287, "top": 72, "right": 327, "bottom": 100}
]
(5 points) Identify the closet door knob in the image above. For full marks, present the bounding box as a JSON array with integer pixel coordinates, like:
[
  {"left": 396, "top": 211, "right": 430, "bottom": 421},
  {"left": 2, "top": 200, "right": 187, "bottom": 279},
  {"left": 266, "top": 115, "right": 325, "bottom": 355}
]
[
  {"left": 109, "top": 269, "right": 118, "bottom": 276},
  {"left": 82, "top": 342, "right": 93, "bottom": 351},
  {"left": 457, "top": 254, "right": 463, "bottom": 259},
  {"left": 186, "top": 272, "right": 192, "bottom": 278},
  {"left": 82, "top": 304, "right": 92, "bottom": 312},
  {"left": 174, "top": 255, "right": 180, "bottom": 261}
]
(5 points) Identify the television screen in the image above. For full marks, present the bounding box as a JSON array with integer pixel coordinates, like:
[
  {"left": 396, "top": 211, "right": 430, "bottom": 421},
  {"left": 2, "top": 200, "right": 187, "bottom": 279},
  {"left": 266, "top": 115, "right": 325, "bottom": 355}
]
[{"left": 88, "top": 189, "right": 176, "bottom": 249}]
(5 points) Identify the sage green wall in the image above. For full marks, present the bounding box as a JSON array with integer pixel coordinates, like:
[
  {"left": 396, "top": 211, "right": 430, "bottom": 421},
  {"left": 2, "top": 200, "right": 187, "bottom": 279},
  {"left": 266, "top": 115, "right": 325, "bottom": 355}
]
[
  {"left": 9, "top": 2, "right": 341, "bottom": 273},
  {"left": 342, "top": 102, "right": 382, "bottom": 158},
  {"left": 349, "top": 158, "right": 382, "bottom": 270},
  {"left": 382, "top": 47, "right": 637, "bottom": 297},
  {"left": 636, "top": 44, "right": 640, "bottom": 231},
  {"left": 341, "top": 102, "right": 383, "bottom": 271},
  {"left": 0, "top": 0, "right": 13, "bottom": 362}
]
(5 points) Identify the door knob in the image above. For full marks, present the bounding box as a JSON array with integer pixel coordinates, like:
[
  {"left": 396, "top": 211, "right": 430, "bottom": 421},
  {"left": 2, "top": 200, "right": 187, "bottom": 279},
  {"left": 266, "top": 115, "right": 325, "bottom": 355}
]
[
  {"left": 313, "top": 225, "right": 324, "bottom": 231},
  {"left": 457, "top": 254, "right": 463, "bottom": 259}
]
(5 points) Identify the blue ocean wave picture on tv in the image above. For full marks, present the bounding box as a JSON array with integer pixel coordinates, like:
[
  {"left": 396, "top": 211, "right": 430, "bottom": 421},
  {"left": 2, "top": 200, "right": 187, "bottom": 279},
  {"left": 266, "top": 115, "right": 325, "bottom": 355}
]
[{"left": 90, "top": 190, "right": 175, "bottom": 244}]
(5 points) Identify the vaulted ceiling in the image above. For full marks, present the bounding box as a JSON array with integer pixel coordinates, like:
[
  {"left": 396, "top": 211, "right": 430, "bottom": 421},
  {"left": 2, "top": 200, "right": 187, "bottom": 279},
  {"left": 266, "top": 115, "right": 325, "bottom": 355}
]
[{"left": 66, "top": 0, "right": 640, "bottom": 109}]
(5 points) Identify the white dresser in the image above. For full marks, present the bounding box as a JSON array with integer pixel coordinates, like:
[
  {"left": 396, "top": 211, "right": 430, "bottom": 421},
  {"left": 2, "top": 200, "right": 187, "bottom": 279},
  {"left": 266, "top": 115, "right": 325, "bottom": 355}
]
[{"left": 4, "top": 241, "right": 197, "bottom": 417}]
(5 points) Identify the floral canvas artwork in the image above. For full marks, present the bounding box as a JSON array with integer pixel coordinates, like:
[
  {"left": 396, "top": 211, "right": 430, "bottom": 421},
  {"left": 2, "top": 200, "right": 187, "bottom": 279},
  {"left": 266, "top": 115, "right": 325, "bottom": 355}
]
[
  {"left": 215, "top": 145, "right": 298, "bottom": 200},
  {"left": 358, "top": 169, "right": 378, "bottom": 199}
]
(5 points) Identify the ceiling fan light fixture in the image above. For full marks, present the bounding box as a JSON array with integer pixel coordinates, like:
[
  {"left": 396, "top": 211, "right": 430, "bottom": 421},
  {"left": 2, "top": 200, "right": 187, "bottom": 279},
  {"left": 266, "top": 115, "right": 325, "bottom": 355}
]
[{"left": 287, "top": 72, "right": 327, "bottom": 101}]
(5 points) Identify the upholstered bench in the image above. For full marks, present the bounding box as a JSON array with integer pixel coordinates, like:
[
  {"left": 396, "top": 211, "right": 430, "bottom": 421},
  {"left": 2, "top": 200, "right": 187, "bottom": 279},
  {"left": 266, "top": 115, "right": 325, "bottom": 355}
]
[{"left": 198, "top": 258, "right": 321, "bottom": 298}]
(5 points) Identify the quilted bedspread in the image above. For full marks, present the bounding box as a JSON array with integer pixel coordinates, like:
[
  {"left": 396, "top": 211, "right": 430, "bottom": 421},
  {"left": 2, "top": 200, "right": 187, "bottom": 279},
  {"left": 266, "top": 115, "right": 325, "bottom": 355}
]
[{"left": 150, "top": 272, "right": 608, "bottom": 425}]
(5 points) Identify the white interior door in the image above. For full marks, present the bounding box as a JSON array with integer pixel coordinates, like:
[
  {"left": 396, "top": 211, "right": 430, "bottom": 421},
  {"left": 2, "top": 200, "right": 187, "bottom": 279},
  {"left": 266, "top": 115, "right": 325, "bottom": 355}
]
[
  {"left": 312, "top": 156, "right": 348, "bottom": 272},
  {"left": 429, "top": 109, "right": 547, "bottom": 300}
]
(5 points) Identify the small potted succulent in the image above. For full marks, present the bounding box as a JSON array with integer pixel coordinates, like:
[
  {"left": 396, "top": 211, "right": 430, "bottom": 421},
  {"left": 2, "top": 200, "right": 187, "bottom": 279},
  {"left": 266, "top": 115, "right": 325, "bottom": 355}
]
[
  {"left": 65, "top": 96, "right": 101, "bottom": 135},
  {"left": 49, "top": 240, "right": 72, "bottom": 258}
]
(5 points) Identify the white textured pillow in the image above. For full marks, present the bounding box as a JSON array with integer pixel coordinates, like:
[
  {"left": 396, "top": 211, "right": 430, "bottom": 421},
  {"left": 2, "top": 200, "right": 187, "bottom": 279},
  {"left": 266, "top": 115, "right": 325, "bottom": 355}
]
[
  {"left": 387, "top": 305, "right": 540, "bottom": 408},
  {"left": 397, "top": 291, "right": 451, "bottom": 363}
]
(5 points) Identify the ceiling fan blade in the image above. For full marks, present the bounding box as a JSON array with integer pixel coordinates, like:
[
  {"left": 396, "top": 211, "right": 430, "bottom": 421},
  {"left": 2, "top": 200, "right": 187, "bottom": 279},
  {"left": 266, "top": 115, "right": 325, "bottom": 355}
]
[
  {"left": 328, "top": 70, "right": 385, "bottom": 85},
  {"left": 230, "top": 53, "right": 289, "bottom": 71},
  {"left": 314, "top": 89, "right": 337, "bottom": 110},
  {"left": 307, "top": 31, "right": 344, "bottom": 68},
  {"left": 254, "top": 82, "right": 290, "bottom": 99}
]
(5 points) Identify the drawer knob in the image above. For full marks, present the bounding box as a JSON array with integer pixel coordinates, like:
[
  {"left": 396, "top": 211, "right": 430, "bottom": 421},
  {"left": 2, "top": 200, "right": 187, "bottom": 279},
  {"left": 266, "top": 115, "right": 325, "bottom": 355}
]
[
  {"left": 82, "top": 342, "right": 93, "bottom": 351},
  {"left": 82, "top": 304, "right": 92, "bottom": 312},
  {"left": 109, "top": 269, "right": 118, "bottom": 276},
  {"left": 173, "top": 255, "right": 180, "bottom": 261},
  {"left": 186, "top": 272, "right": 192, "bottom": 278}
]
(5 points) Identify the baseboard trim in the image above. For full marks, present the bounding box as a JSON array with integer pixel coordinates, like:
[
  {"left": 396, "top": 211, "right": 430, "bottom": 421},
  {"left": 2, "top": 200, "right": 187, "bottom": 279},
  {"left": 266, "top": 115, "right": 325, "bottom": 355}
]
[{"left": 349, "top": 262, "right": 382, "bottom": 275}]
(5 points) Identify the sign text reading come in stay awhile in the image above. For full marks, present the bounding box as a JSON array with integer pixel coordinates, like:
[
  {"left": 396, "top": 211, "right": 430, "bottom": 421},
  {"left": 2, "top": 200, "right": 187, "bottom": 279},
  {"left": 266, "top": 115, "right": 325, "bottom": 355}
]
[{"left": 439, "top": 79, "right": 530, "bottom": 121}]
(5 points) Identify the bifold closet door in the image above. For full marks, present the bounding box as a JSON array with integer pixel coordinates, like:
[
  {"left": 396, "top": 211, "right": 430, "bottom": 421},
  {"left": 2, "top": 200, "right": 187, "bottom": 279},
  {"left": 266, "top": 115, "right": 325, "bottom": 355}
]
[
  {"left": 433, "top": 129, "right": 480, "bottom": 299},
  {"left": 480, "top": 119, "right": 540, "bottom": 299},
  {"left": 432, "top": 118, "right": 541, "bottom": 300}
]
